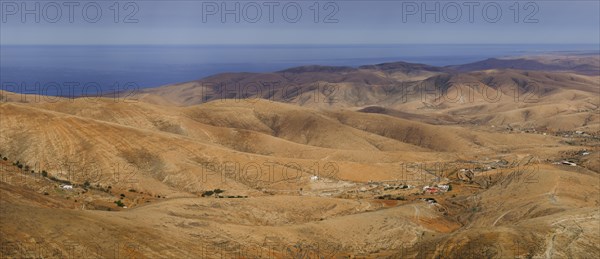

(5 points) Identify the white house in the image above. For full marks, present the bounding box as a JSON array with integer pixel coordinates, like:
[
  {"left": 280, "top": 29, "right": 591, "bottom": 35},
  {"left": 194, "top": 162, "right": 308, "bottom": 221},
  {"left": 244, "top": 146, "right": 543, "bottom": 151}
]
[{"left": 60, "top": 184, "right": 73, "bottom": 190}]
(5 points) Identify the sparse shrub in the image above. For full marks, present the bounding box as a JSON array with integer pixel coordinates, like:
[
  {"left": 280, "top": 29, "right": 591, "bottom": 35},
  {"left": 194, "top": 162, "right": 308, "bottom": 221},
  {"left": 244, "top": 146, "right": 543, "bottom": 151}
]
[
  {"left": 377, "top": 194, "right": 393, "bottom": 200},
  {"left": 41, "top": 171, "right": 48, "bottom": 177},
  {"left": 214, "top": 189, "right": 224, "bottom": 194},
  {"left": 201, "top": 190, "right": 214, "bottom": 197},
  {"left": 30, "top": 170, "right": 35, "bottom": 174},
  {"left": 396, "top": 196, "right": 405, "bottom": 200},
  {"left": 128, "top": 189, "right": 136, "bottom": 192},
  {"left": 447, "top": 184, "right": 452, "bottom": 191},
  {"left": 17, "top": 164, "right": 23, "bottom": 169},
  {"left": 84, "top": 181, "right": 90, "bottom": 187},
  {"left": 43, "top": 192, "right": 49, "bottom": 195},
  {"left": 120, "top": 194, "right": 125, "bottom": 198},
  {"left": 3, "top": 157, "right": 7, "bottom": 161},
  {"left": 114, "top": 200, "right": 125, "bottom": 207}
]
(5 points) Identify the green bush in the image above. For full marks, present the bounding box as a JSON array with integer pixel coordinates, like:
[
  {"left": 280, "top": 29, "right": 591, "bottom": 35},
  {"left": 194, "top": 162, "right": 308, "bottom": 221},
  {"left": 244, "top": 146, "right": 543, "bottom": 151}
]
[
  {"left": 114, "top": 200, "right": 125, "bottom": 207},
  {"left": 201, "top": 190, "right": 214, "bottom": 197}
]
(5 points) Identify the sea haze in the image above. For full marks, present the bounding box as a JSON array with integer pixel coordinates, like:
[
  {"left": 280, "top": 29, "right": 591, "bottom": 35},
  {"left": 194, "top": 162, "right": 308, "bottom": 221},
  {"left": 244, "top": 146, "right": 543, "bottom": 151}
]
[{"left": 1, "top": 44, "right": 597, "bottom": 96}]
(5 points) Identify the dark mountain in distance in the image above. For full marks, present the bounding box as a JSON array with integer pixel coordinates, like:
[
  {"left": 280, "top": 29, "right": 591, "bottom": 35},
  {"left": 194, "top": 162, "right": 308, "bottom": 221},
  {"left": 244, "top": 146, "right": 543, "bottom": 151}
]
[
  {"left": 359, "top": 61, "right": 446, "bottom": 73},
  {"left": 136, "top": 53, "right": 599, "bottom": 108},
  {"left": 448, "top": 55, "right": 600, "bottom": 75},
  {"left": 278, "top": 65, "right": 358, "bottom": 73},
  {"left": 448, "top": 58, "right": 562, "bottom": 71}
]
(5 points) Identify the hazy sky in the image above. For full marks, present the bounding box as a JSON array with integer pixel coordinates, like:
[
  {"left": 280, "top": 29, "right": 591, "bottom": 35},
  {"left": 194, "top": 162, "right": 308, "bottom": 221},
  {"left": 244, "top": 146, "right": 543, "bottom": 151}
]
[{"left": 1, "top": 0, "right": 599, "bottom": 45}]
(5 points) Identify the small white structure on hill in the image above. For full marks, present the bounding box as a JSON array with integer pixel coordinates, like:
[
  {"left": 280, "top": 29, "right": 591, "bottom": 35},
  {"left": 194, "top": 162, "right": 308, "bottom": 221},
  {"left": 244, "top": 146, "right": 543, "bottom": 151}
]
[
  {"left": 437, "top": 184, "right": 450, "bottom": 191},
  {"left": 310, "top": 175, "right": 319, "bottom": 182},
  {"left": 561, "top": 161, "right": 577, "bottom": 166},
  {"left": 60, "top": 184, "right": 73, "bottom": 190}
]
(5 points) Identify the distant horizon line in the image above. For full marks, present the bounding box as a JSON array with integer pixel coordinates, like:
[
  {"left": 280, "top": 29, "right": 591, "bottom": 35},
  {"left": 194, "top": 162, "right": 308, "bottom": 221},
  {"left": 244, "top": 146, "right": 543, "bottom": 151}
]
[{"left": 1, "top": 43, "right": 599, "bottom": 47}]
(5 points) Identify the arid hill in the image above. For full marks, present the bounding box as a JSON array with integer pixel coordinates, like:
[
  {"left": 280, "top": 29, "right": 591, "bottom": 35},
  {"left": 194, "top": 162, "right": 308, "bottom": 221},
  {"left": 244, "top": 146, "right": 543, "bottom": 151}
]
[
  {"left": 1, "top": 54, "right": 599, "bottom": 258},
  {"left": 136, "top": 54, "right": 599, "bottom": 132}
]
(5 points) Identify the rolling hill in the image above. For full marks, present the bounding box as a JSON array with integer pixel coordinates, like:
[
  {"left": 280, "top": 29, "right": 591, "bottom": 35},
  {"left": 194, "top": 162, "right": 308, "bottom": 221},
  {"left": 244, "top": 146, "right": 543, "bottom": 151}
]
[{"left": 1, "top": 54, "right": 598, "bottom": 258}]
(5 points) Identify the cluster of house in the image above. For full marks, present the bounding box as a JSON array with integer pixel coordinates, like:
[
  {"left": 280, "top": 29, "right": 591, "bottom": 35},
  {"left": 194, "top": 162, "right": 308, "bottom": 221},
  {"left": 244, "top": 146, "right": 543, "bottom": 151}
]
[
  {"left": 422, "top": 184, "right": 450, "bottom": 194},
  {"left": 559, "top": 130, "right": 595, "bottom": 138}
]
